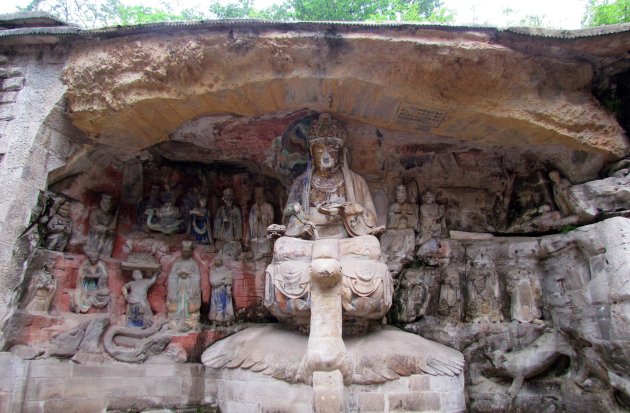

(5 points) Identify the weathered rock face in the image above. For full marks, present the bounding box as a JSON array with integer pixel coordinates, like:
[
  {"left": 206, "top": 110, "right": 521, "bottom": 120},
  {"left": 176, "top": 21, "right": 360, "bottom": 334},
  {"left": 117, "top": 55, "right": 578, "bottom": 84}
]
[{"left": 1, "top": 16, "right": 630, "bottom": 413}]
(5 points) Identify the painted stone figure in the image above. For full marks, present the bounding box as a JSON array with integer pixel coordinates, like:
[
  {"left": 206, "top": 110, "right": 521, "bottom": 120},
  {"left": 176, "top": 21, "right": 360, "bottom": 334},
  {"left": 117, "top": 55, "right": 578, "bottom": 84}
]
[
  {"left": 381, "top": 184, "right": 418, "bottom": 273},
  {"left": 146, "top": 197, "right": 182, "bottom": 235},
  {"left": 24, "top": 263, "right": 57, "bottom": 312},
  {"left": 249, "top": 187, "right": 274, "bottom": 260},
  {"left": 45, "top": 201, "right": 72, "bottom": 252},
  {"left": 208, "top": 258, "right": 235, "bottom": 325},
  {"left": 166, "top": 241, "right": 201, "bottom": 332},
  {"left": 506, "top": 268, "right": 542, "bottom": 323},
  {"left": 85, "top": 194, "right": 116, "bottom": 259},
  {"left": 190, "top": 195, "right": 214, "bottom": 245},
  {"left": 73, "top": 250, "right": 110, "bottom": 313},
  {"left": 214, "top": 188, "right": 242, "bottom": 257},
  {"left": 122, "top": 270, "right": 158, "bottom": 328},
  {"left": 417, "top": 191, "right": 446, "bottom": 246}
]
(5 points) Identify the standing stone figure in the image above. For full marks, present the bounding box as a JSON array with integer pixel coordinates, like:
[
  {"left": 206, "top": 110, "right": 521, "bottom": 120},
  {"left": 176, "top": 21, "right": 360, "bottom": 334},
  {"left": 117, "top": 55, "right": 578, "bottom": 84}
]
[
  {"left": 45, "top": 202, "right": 73, "bottom": 252},
  {"left": 417, "top": 191, "right": 446, "bottom": 246},
  {"left": 380, "top": 185, "right": 418, "bottom": 273},
  {"left": 190, "top": 195, "right": 214, "bottom": 245},
  {"left": 208, "top": 258, "right": 235, "bottom": 325},
  {"left": 24, "top": 263, "right": 57, "bottom": 312},
  {"left": 214, "top": 188, "right": 243, "bottom": 257},
  {"left": 394, "top": 268, "right": 438, "bottom": 322},
  {"left": 86, "top": 194, "right": 116, "bottom": 259},
  {"left": 166, "top": 241, "right": 201, "bottom": 332},
  {"left": 438, "top": 262, "right": 462, "bottom": 321},
  {"left": 465, "top": 260, "right": 503, "bottom": 323},
  {"left": 506, "top": 268, "right": 542, "bottom": 323},
  {"left": 122, "top": 270, "right": 158, "bottom": 328},
  {"left": 548, "top": 170, "right": 574, "bottom": 217},
  {"left": 73, "top": 250, "right": 111, "bottom": 313},
  {"left": 249, "top": 187, "right": 274, "bottom": 260}
]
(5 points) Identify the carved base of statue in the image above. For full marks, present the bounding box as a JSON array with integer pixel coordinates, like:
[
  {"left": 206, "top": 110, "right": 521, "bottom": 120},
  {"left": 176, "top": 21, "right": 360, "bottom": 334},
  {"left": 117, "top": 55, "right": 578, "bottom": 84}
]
[{"left": 264, "top": 235, "right": 391, "bottom": 330}]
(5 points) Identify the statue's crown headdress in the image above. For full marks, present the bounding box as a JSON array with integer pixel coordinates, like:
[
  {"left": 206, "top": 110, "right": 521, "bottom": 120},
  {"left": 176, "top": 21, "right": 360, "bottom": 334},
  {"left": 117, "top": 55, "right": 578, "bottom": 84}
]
[{"left": 307, "top": 113, "right": 346, "bottom": 147}]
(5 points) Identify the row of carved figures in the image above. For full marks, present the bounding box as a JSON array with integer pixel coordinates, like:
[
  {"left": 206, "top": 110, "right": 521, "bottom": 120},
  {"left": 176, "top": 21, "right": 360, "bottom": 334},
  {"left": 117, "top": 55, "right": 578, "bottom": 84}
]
[
  {"left": 40, "top": 185, "right": 276, "bottom": 261},
  {"left": 394, "top": 258, "right": 543, "bottom": 325},
  {"left": 24, "top": 241, "right": 236, "bottom": 333}
]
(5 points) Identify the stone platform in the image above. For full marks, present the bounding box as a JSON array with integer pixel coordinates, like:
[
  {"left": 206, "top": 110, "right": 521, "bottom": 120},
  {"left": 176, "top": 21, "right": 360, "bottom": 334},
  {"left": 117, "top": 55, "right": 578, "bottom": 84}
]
[{"left": 0, "top": 352, "right": 464, "bottom": 412}]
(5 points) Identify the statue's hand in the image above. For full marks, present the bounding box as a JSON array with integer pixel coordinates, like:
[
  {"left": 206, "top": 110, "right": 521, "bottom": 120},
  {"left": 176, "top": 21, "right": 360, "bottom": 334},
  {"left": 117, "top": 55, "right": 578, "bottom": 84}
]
[
  {"left": 300, "top": 222, "right": 316, "bottom": 239},
  {"left": 341, "top": 203, "right": 364, "bottom": 216}
]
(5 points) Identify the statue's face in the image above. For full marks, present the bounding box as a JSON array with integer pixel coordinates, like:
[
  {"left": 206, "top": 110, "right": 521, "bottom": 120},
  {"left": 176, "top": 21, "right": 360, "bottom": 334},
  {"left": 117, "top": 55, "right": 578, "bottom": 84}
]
[
  {"left": 100, "top": 197, "right": 112, "bottom": 213},
  {"left": 182, "top": 247, "right": 192, "bottom": 259},
  {"left": 311, "top": 141, "right": 342, "bottom": 174},
  {"left": 132, "top": 270, "right": 142, "bottom": 280},
  {"left": 224, "top": 196, "right": 233, "bottom": 207},
  {"left": 395, "top": 189, "right": 407, "bottom": 204},
  {"left": 59, "top": 203, "right": 70, "bottom": 217},
  {"left": 422, "top": 192, "right": 435, "bottom": 204},
  {"left": 199, "top": 197, "right": 207, "bottom": 208}
]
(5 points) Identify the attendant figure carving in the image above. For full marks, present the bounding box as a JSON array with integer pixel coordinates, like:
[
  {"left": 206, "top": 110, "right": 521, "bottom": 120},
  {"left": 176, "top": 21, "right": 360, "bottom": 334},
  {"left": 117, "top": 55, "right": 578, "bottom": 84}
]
[
  {"left": 438, "top": 262, "right": 462, "bottom": 321},
  {"left": 146, "top": 196, "right": 182, "bottom": 235},
  {"left": 208, "top": 258, "right": 235, "bottom": 325},
  {"left": 74, "top": 250, "right": 110, "bottom": 313},
  {"left": 85, "top": 194, "right": 116, "bottom": 259},
  {"left": 548, "top": 170, "right": 574, "bottom": 217},
  {"left": 24, "top": 263, "right": 57, "bottom": 312},
  {"left": 122, "top": 270, "right": 158, "bottom": 328},
  {"left": 506, "top": 268, "right": 542, "bottom": 323},
  {"left": 465, "top": 260, "right": 503, "bottom": 323},
  {"left": 190, "top": 195, "right": 214, "bottom": 245},
  {"left": 380, "top": 184, "right": 418, "bottom": 273},
  {"left": 249, "top": 187, "right": 274, "bottom": 260},
  {"left": 214, "top": 188, "right": 243, "bottom": 258},
  {"left": 45, "top": 201, "right": 72, "bottom": 252},
  {"left": 166, "top": 241, "right": 201, "bottom": 331},
  {"left": 417, "top": 191, "right": 446, "bottom": 246}
]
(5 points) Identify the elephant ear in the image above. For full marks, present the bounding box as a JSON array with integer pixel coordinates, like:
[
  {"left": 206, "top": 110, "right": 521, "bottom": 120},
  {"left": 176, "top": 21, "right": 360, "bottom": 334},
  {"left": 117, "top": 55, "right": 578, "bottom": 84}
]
[
  {"left": 346, "top": 326, "right": 465, "bottom": 385},
  {"left": 201, "top": 324, "right": 308, "bottom": 383}
]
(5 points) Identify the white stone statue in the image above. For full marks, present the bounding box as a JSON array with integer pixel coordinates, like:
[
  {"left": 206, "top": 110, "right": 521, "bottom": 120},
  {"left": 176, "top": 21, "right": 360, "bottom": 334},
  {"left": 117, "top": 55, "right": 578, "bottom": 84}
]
[
  {"left": 505, "top": 268, "right": 542, "bottom": 323},
  {"left": 166, "top": 241, "right": 201, "bottom": 332},
  {"left": 548, "top": 170, "right": 574, "bottom": 217}
]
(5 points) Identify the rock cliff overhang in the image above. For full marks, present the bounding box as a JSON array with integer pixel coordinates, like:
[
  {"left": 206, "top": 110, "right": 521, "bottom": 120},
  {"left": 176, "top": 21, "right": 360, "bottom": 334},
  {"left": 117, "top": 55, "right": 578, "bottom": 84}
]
[{"left": 4, "top": 17, "right": 630, "bottom": 180}]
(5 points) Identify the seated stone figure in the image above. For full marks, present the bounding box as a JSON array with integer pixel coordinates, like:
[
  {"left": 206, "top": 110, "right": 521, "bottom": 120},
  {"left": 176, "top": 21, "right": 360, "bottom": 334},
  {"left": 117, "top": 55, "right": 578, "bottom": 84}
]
[
  {"left": 264, "top": 113, "right": 391, "bottom": 380},
  {"left": 380, "top": 184, "right": 418, "bottom": 273}
]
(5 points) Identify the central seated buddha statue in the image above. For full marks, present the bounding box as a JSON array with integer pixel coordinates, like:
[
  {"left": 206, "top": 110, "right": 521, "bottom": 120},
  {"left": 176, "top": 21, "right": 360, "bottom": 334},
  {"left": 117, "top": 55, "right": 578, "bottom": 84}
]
[{"left": 264, "top": 113, "right": 391, "bottom": 380}]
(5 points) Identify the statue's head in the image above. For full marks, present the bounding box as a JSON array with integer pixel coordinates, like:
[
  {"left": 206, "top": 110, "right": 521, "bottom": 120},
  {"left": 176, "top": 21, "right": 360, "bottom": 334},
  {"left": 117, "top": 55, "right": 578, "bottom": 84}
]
[
  {"left": 422, "top": 191, "right": 435, "bottom": 204},
  {"left": 99, "top": 194, "right": 112, "bottom": 213},
  {"left": 198, "top": 195, "right": 207, "bottom": 208},
  {"left": 58, "top": 202, "right": 70, "bottom": 217},
  {"left": 254, "top": 187, "right": 265, "bottom": 205},
  {"left": 132, "top": 270, "right": 143, "bottom": 280},
  {"left": 182, "top": 240, "right": 194, "bottom": 258},
  {"left": 395, "top": 185, "right": 407, "bottom": 203},
  {"left": 86, "top": 248, "right": 99, "bottom": 264},
  {"left": 222, "top": 188, "right": 234, "bottom": 207},
  {"left": 308, "top": 113, "right": 346, "bottom": 174}
]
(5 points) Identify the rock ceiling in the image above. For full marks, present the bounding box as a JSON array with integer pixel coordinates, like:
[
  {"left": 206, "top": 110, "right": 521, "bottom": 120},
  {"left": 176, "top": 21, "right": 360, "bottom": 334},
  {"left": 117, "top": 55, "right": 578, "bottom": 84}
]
[{"left": 59, "top": 22, "right": 630, "bottom": 181}]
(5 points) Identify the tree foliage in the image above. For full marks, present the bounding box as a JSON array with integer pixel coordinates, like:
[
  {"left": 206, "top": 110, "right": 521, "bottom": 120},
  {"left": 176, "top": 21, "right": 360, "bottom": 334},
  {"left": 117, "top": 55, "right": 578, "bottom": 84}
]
[
  {"left": 20, "top": 0, "right": 454, "bottom": 28},
  {"left": 583, "top": 0, "right": 630, "bottom": 27}
]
